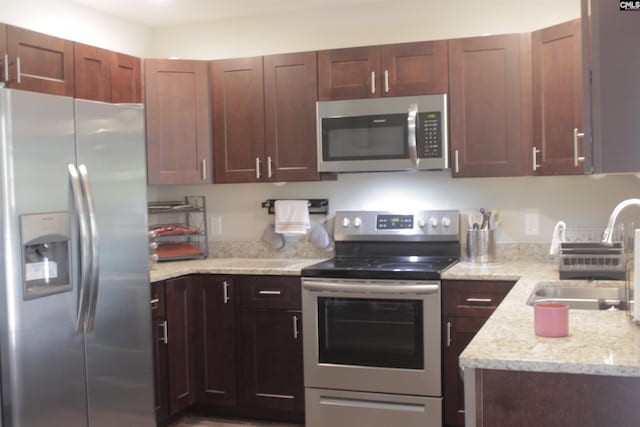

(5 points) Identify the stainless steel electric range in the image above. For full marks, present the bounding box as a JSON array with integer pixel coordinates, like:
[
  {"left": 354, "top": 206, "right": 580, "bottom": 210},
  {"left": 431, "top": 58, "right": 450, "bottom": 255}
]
[{"left": 301, "top": 210, "right": 460, "bottom": 427}]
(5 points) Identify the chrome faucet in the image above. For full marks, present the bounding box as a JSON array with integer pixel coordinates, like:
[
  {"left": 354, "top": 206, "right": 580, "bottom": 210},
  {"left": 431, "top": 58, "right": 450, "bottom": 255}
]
[{"left": 602, "top": 198, "right": 640, "bottom": 244}]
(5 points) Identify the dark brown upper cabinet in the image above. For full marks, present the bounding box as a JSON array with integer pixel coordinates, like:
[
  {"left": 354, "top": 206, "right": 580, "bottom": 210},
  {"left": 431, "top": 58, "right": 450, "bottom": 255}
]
[
  {"left": 144, "top": 59, "right": 211, "bottom": 185},
  {"left": 3, "top": 25, "right": 74, "bottom": 96},
  {"left": 318, "top": 41, "right": 448, "bottom": 100},
  {"left": 532, "top": 19, "right": 584, "bottom": 176},
  {"left": 449, "top": 33, "right": 532, "bottom": 178},
  {"left": 212, "top": 52, "right": 318, "bottom": 183},
  {"left": 110, "top": 52, "right": 142, "bottom": 103},
  {"left": 74, "top": 43, "right": 112, "bottom": 102}
]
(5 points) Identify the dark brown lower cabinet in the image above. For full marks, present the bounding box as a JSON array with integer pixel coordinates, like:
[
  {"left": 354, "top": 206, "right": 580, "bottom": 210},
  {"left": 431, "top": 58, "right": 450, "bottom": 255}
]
[
  {"left": 165, "top": 276, "right": 196, "bottom": 416},
  {"left": 151, "top": 283, "right": 169, "bottom": 426},
  {"left": 193, "top": 275, "right": 237, "bottom": 408},
  {"left": 442, "top": 280, "right": 515, "bottom": 427},
  {"left": 239, "top": 309, "right": 304, "bottom": 420},
  {"left": 474, "top": 369, "right": 640, "bottom": 426}
]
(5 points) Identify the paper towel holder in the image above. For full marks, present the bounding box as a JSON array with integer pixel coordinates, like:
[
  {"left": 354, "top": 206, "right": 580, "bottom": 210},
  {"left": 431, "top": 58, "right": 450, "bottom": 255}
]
[{"left": 261, "top": 199, "right": 329, "bottom": 215}]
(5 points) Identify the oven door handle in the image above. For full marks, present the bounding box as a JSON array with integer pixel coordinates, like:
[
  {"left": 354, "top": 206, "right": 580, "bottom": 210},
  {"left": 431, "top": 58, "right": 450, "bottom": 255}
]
[{"left": 303, "top": 280, "right": 439, "bottom": 295}]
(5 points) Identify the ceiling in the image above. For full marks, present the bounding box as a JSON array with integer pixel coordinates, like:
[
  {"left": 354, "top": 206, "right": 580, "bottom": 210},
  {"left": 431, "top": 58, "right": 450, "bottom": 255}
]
[{"left": 71, "top": 0, "right": 391, "bottom": 27}]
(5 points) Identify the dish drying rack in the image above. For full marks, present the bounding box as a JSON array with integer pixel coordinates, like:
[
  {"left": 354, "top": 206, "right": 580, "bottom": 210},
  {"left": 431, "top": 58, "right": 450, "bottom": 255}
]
[{"left": 559, "top": 226, "right": 628, "bottom": 280}]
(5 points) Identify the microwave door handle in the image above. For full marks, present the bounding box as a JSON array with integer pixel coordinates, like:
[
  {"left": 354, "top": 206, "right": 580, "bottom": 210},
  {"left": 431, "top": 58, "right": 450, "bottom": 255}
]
[{"left": 408, "top": 104, "right": 419, "bottom": 168}]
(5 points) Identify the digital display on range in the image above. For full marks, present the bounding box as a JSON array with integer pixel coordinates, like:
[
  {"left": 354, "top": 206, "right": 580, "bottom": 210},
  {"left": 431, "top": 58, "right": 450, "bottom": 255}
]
[{"left": 376, "top": 215, "right": 413, "bottom": 229}]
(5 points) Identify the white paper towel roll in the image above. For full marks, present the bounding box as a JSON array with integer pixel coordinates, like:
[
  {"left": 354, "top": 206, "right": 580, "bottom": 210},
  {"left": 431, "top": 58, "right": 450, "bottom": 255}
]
[{"left": 634, "top": 229, "right": 640, "bottom": 322}]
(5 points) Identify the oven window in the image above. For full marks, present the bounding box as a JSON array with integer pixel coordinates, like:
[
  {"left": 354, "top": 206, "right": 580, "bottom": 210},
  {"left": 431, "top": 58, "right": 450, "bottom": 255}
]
[
  {"left": 322, "top": 114, "right": 408, "bottom": 161},
  {"left": 317, "top": 297, "right": 423, "bottom": 369}
]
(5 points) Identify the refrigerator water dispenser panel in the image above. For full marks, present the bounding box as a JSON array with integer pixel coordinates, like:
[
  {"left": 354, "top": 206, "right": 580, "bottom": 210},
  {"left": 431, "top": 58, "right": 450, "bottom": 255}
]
[{"left": 20, "top": 212, "right": 71, "bottom": 300}]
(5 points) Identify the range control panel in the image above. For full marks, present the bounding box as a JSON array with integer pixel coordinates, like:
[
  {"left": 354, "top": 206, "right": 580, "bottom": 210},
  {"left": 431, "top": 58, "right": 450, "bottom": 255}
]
[{"left": 334, "top": 210, "right": 460, "bottom": 242}]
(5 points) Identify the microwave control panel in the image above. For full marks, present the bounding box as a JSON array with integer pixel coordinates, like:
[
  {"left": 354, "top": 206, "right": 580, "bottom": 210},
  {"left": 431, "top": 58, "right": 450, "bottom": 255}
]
[{"left": 417, "top": 112, "right": 442, "bottom": 158}]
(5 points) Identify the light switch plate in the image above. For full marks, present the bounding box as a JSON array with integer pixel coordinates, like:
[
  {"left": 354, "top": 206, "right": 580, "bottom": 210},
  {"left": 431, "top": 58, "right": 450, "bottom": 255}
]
[
  {"left": 524, "top": 212, "right": 540, "bottom": 235},
  {"left": 210, "top": 215, "right": 222, "bottom": 235}
]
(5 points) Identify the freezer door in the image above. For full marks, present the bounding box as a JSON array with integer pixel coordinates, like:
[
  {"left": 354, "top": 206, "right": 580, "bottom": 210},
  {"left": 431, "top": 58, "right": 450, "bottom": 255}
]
[
  {"left": 0, "top": 89, "right": 88, "bottom": 427},
  {"left": 74, "top": 99, "right": 155, "bottom": 427}
]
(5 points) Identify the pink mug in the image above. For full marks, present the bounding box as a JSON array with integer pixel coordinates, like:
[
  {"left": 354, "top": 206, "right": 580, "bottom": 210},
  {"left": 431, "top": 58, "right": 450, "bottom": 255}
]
[{"left": 534, "top": 302, "right": 569, "bottom": 337}]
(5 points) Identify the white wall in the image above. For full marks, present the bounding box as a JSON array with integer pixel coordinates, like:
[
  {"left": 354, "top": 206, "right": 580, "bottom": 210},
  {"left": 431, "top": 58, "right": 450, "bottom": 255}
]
[
  {"left": 148, "top": 173, "right": 640, "bottom": 245},
  {"left": 0, "top": 0, "right": 153, "bottom": 57},
  {"left": 151, "top": 0, "right": 580, "bottom": 59}
]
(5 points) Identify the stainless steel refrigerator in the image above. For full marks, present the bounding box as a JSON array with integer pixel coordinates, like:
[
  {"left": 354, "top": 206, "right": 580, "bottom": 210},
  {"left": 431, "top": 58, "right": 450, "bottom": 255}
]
[{"left": 0, "top": 88, "right": 155, "bottom": 426}]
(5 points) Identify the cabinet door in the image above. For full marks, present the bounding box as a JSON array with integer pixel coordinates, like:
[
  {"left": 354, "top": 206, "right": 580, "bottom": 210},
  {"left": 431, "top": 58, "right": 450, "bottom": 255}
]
[
  {"left": 586, "top": 0, "right": 640, "bottom": 174},
  {"left": 239, "top": 309, "right": 304, "bottom": 419},
  {"left": 442, "top": 316, "right": 488, "bottom": 427},
  {"left": 152, "top": 317, "right": 170, "bottom": 425},
  {"left": 145, "top": 59, "right": 211, "bottom": 184},
  {"left": 264, "top": 52, "right": 319, "bottom": 182},
  {"left": 6, "top": 25, "right": 74, "bottom": 96},
  {"left": 532, "top": 19, "right": 583, "bottom": 176},
  {"left": 379, "top": 40, "right": 449, "bottom": 97},
  {"left": 211, "top": 57, "right": 266, "bottom": 183},
  {"left": 111, "top": 52, "right": 142, "bottom": 103},
  {"left": 318, "top": 46, "right": 380, "bottom": 100},
  {"left": 74, "top": 43, "right": 112, "bottom": 102},
  {"left": 193, "top": 276, "right": 237, "bottom": 407},
  {"left": 449, "top": 34, "right": 529, "bottom": 177},
  {"left": 166, "top": 276, "right": 196, "bottom": 415}
]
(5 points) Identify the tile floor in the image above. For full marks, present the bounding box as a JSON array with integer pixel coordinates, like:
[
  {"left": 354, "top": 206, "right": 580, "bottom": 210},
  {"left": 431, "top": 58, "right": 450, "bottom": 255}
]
[{"left": 170, "top": 415, "right": 303, "bottom": 427}]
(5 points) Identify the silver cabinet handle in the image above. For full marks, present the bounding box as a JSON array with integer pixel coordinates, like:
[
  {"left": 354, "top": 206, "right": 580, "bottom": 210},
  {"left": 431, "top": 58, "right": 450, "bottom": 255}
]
[
  {"left": 384, "top": 70, "right": 390, "bottom": 93},
  {"left": 78, "top": 165, "right": 100, "bottom": 333},
  {"left": 446, "top": 321, "right": 452, "bottom": 348},
  {"left": 258, "top": 290, "right": 282, "bottom": 295},
  {"left": 201, "top": 158, "right": 207, "bottom": 181},
  {"left": 533, "top": 146, "right": 541, "bottom": 171},
  {"left": 150, "top": 298, "right": 160, "bottom": 309},
  {"left": 293, "top": 315, "right": 300, "bottom": 339},
  {"left": 160, "top": 320, "right": 168, "bottom": 344},
  {"left": 68, "top": 164, "right": 91, "bottom": 335},
  {"left": 267, "top": 155, "right": 273, "bottom": 178},
  {"left": 465, "top": 297, "right": 493, "bottom": 304},
  {"left": 223, "top": 281, "right": 230, "bottom": 304},
  {"left": 16, "top": 57, "right": 21, "bottom": 84},
  {"left": 3, "top": 54, "right": 8, "bottom": 83},
  {"left": 255, "top": 157, "right": 261, "bottom": 179},
  {"left": 573, "top": 128, "right": 585, "bottom": 167},
  {"left": 371, "top": 71, "right": 376, "bottom": 94},
  {"left": 454, "top": 150, "right": 460, "bottom": 174},
  {"left": 407, "top": 103, "right": 419, "bottom": 168}
]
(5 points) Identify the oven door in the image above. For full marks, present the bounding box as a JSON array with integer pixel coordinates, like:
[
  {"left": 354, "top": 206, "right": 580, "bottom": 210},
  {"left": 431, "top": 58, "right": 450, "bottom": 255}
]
[{"left": 302, "top": 278, "right": 441, "bottom": 397}]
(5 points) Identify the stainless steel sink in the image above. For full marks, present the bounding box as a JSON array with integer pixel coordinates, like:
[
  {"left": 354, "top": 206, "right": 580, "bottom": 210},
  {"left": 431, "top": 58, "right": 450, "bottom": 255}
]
[{"left": 527, "top": 284, "right": 629, "bottom": 310}]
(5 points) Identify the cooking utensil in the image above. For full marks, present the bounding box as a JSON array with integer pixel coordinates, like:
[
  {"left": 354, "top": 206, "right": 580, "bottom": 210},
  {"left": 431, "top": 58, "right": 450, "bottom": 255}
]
[{"left": 480, "top": 208, "right": 492, "bottom": 230}]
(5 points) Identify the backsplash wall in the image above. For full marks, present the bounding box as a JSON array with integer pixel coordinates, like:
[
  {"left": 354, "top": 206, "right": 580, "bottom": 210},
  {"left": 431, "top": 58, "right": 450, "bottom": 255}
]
[{"left": 148, "top": 172, "right": 640, "bottom": 247}]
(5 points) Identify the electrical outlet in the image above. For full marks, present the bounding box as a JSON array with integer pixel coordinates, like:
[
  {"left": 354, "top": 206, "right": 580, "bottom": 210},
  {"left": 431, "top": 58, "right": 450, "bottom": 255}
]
[
  {"left": 524, "top": 212, "right": 540, "bottom": 235},
  {"left": 210, "top": 215, "right": 222, "bottom": 235}
]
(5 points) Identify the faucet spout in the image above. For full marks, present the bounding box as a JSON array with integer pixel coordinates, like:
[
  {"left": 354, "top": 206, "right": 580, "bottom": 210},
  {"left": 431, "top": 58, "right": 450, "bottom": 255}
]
[{"left": 602, "top": 198, "right": 640, "bottom": 244}]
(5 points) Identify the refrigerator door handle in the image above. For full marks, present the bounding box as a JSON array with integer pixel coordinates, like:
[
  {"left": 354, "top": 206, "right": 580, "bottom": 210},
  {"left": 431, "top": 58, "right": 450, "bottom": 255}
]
[
  {"left": 69, "top": 164, "right": 92, "bottom": 334},
  {"left": 78, "top": 164, "right": 100, "bottom": 333}
]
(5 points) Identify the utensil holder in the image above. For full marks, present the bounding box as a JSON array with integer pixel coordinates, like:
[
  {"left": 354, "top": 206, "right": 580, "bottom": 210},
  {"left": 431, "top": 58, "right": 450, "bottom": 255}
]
[{"left": 466, "top": 229, "right": 495, "bottom": 263}]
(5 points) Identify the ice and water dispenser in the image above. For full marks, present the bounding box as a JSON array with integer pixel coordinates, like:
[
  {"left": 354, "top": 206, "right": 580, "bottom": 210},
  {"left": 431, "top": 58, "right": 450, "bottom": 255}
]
[{"left": 20, "top": 212, "right": 72, "bottom": 300}]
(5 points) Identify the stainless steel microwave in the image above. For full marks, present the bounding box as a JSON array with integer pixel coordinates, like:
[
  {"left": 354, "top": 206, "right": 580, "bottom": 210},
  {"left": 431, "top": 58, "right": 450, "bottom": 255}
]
[{"left": 316, "top": 94, "right": 448, "bottom": 173}]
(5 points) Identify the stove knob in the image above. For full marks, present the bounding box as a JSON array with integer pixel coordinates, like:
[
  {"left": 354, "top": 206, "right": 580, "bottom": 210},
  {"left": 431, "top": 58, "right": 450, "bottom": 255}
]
[
  {"left": 342, "top": 217, "right": 351, "bottom": 228},
  {"left": 430, "top": 216, "right": 439, "bottom": 228},
  {"left": 442, "top": 216, "right": 452, "bottom": 228},
  {"left": 418, "top": 218, "right": 426, "bottom": 228},
  {"left": 353, "top": 217, "right": 362, "bottom": 228}
]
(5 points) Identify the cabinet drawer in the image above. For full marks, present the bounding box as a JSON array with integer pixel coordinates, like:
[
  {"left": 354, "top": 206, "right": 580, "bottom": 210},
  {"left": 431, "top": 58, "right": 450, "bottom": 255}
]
[
  {"left": 442, "top": 280, "right": 515, "bottom": 318},
  {"left": 237, "top": 276, "right": 301, "bottom": 310},
  {"left": 150, "top": 282, "right": 166, "bottom": 319}
]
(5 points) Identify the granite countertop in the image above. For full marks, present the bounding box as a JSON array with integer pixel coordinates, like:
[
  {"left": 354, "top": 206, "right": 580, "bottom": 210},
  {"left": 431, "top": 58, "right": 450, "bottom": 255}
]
[
  {"left": 149, "top": 257, "right": 328, "bottom": 283},
  {"left": 448, "top": 261, "right": 640, "bottom": 378}
]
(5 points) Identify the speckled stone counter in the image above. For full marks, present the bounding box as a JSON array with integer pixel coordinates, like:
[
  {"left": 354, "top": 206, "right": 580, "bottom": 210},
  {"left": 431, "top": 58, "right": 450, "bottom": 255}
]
[
  {"left": 149, "top": 257, "right": 327, "bottom": 283},
  {"left": 446, "top": 261, "right": 640, "bottom": 377}
]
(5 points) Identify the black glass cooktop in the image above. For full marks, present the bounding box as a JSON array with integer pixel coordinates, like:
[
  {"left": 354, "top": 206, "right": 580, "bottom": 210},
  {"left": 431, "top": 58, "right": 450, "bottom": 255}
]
[{"left": 302, "top": 256, "right": 459, "bottom": 280}]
